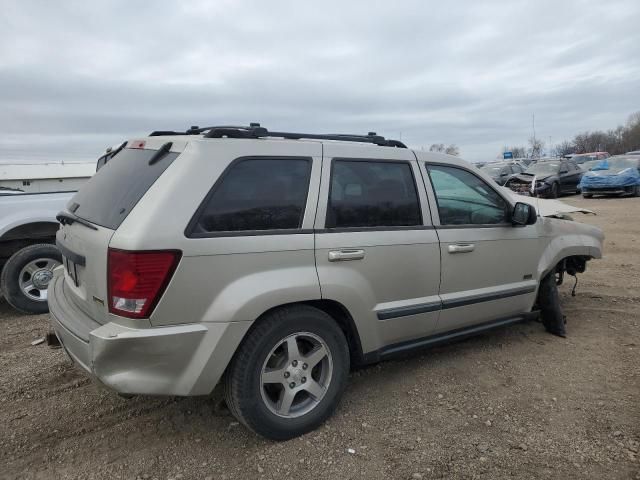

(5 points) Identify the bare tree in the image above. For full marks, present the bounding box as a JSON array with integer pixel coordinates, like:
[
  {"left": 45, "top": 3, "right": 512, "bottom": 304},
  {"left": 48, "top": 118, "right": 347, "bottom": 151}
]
[
  {"left": 528, "top": 137, "right": 544, "bottom": 158},
  {"left": 624, "top": 111, "right": 640, "bottom": 151},
  {"left": 502, "top": 146, "right": 527, "bottom": 158},
  {"left": 445, "top": 144, "right": 459, "bottom": 156},
  {"left": 554, "top": 140, "right": 575, "bottom": 157}
]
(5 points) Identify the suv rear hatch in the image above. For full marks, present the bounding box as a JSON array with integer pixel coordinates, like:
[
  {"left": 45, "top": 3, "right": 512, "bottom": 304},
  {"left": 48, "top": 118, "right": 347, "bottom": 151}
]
[{"left": 56, "top": 140, "right": 183, "bottom": 326}]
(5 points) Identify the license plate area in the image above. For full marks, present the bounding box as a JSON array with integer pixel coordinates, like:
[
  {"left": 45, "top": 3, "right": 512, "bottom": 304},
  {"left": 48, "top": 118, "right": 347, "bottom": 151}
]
[
  {"left": 64, "top": 256, "right": 80, "bottom": 287},
  {"left": 57, "top": 239, "right": 87, "bottom": 289}
]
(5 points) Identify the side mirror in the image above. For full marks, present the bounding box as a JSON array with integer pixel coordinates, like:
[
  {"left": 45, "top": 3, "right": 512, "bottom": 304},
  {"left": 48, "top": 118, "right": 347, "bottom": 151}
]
[{"left": 512, "top": 202, "right": 537, "bottom": 226}]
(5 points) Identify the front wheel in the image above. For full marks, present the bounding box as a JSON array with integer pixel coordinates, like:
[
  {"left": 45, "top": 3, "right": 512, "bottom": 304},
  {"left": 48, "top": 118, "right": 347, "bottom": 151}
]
[
  {"left": 224, "top": 305, "right": 350, "bottom": 440},
  {"left": 1, "top": 244, "right": 62, "bottom": 314}
]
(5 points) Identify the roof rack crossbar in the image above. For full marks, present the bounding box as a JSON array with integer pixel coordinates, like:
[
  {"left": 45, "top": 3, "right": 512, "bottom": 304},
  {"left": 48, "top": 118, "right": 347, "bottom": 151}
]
[{"left": 206, "top": 126, "right": 407, "bottom": 148}]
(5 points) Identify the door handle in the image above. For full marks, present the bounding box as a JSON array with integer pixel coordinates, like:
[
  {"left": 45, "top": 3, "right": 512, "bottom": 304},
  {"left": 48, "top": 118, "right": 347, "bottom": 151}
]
[
  {"left": 448, "top": 243, "right": 475, "bottom": 254},
  {"left": 328, "top": 249, "right": 365, "bottom": 262}
]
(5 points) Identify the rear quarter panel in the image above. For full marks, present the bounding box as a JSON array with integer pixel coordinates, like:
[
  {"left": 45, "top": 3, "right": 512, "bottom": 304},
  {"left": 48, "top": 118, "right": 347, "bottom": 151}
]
[{"left": 109, "top": 139, "right": 324, "bottom": 326}]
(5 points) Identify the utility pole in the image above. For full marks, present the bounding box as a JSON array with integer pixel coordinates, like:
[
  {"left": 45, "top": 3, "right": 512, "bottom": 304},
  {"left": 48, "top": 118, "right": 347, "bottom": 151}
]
[
  {"left": 532, "top": 113, "right": 536, "bottom": 144},
  {"left": 532, "top": 113, "right": 537, "bottom": 159}
]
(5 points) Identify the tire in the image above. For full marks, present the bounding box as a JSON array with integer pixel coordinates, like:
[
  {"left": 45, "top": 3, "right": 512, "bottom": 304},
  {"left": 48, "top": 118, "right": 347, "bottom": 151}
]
[
  {"left": 633, "top": 185, "right": 640, "bottom": 197},
  {"left": 1, "top": 244, "right": 62, "bottom": 314},
  {"left": 582, "top": 193, "right": 593, "bottom": 198},
  {"left": 224, "top": 305, "right": 350, "bottom": 440},
  {"left": 550, "top": 182, "right": 559, "bottom": 199},
  {"left": 538, "top": 272, "right": 566, "bottom": 337}
]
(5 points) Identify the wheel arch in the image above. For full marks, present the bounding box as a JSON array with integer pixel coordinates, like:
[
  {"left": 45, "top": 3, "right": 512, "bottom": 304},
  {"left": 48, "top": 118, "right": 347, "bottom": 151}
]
[
  {"left": 0, "top": 221, "right": 59, "bottom": 266},
  {"left": 0, "top": 221, "right": 59, "bottom": 242},
  {"left": 229, "top": 299, "right": 367, "bottom": 374}
]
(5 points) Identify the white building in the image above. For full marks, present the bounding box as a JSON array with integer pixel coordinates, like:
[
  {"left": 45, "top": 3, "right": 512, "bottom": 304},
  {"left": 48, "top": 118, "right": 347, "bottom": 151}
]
[{"left": 0, "top": 162, "right": 95, "bottom": 194}]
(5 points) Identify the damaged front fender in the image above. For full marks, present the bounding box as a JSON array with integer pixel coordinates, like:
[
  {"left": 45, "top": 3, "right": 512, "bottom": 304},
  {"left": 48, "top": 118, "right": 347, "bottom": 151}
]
[{"left": 536, "top": 217, "right": 604, "bottom": 280}]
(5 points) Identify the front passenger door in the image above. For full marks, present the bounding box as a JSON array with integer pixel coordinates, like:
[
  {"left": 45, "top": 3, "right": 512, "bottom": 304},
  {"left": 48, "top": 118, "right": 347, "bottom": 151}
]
[{"left": 421, "top": 162, "right": 541, "bottom": 333}]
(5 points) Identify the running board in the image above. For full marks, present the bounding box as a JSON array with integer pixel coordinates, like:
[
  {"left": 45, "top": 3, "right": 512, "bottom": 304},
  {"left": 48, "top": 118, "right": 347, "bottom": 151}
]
[{"left": 363, "top": 311, "right": 540, "bottom": 363}]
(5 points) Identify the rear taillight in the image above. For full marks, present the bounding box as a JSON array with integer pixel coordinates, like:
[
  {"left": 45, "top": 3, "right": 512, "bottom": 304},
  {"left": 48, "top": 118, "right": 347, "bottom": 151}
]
[{"left": 107, "top": 248, "right": 181, "bottom": 319}]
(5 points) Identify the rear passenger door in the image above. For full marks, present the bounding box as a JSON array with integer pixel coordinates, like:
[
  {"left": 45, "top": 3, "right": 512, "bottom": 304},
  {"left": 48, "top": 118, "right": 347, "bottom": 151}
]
[
  {"left": 420, "top": 160, "right": 540, "bottom": 334},
  {"left": 314, "top": 144, "right": 441, "bottom": 355}
]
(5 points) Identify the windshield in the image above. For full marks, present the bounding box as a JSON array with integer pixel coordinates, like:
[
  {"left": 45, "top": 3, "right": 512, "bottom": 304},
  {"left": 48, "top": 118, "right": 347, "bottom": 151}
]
[
  {"left": 573, "top": 154, "right": 598, "bottom": 164},
  {"left": 581, "top": 160, "right": 600, "bottom": 171},
  {"left": 524, "top": 162, "right": 560, "bottom": 176},
  {"left": 480, "top": 165, "right": 505, "bottom": 176},
  {"left": 590, "top": 158, "right": 638, "bottom": 173}
]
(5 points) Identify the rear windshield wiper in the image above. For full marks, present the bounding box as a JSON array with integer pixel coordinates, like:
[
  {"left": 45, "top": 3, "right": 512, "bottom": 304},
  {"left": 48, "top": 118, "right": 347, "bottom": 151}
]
[
  {"left": 148, "top": 142, "right": 173, "bottom": 165},
  {"left": 56, "top": 211, "right": 98, "bottom": 231}
]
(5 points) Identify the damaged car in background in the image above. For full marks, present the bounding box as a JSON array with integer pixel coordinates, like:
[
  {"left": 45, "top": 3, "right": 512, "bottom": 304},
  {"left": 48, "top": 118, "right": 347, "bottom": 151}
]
[
  {"left": 579, "top": 155, "right": 640, "bottom": 198},
  {"left": 48, "top": 124, "right": 604, "bottom": 440},
  {"left": 506, "top": 158, "right": 583, "bottom": 198},
  {"left": 479, "top": 162, "right": 525, "bottom": 185}
]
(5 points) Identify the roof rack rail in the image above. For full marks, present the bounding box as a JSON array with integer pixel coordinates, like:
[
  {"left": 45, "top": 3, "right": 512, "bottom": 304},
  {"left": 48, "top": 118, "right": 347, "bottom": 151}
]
[{"left": 149, "top": 124, "right": 407, "bottom": 148}]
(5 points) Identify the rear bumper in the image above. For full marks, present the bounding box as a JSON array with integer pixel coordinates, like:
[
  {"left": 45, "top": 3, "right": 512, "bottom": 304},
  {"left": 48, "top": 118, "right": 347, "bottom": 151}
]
[{"left": 48, "top": 272, "right": 251, "bottom": 396}]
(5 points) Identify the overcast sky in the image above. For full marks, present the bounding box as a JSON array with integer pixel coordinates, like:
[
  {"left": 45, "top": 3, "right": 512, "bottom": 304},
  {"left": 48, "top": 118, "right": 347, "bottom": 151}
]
[{"left": 1, "top": 0, "right": 639, "bottom": 163}]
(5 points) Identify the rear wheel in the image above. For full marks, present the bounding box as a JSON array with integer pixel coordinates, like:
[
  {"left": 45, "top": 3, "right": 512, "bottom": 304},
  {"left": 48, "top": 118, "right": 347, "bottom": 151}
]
[
  {"left": 224, "top": 305, "right": 350, "bottom": 440},
  {"left": 1, "top": 244, "right": 61, "bottom": 314},
  {"left": 582, "top": 192, "right": 593, "bottom": 198},
  {"left": 538, "top": 272, "right": 565, "bottom": 337}
]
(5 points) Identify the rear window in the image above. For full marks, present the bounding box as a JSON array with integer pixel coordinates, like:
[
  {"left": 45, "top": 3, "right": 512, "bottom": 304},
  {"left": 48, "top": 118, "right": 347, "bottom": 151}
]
[{"left": 69, "top": 147, "right": 178, "bottom": 230}]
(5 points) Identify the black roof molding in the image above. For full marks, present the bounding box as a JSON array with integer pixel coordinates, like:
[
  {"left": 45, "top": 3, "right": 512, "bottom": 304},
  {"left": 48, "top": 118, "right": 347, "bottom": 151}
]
[{"left": 149, "top": 124, "right": 407, "bottom": 148}]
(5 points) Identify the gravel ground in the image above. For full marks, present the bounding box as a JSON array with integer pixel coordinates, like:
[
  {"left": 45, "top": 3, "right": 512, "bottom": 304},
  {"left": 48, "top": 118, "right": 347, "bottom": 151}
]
[{"left": 1, "top": 195, "right": 638, "bottom": 480}]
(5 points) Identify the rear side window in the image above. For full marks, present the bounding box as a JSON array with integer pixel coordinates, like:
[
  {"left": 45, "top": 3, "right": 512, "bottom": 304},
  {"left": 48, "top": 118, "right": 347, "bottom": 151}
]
[
  {"left": 190, "top": 157, "right": 311, "bottom": 235},
  {"left": 70, "top": 147, "right": 178, "bottom": 230},
  {"left": 327, "top": 160, "right": 421, "bottom": 228}
]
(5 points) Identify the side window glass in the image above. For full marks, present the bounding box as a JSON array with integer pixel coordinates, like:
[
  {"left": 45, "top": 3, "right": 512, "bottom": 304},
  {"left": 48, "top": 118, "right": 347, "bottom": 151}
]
[
  {"left": 327, "top": 160, "right": 421, "bottom": 228},
  {"left": 193, "top": 158, "right": 311, "bottom": 233},
  {"left": 427, "top": 165, "right": 509, "bottom": 226}
]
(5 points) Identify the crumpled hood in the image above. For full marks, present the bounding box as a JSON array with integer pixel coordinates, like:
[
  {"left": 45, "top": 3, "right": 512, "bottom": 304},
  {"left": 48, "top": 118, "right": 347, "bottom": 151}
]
[
  {"left": 500, "top": 187, "right": 594, "bottom": 217},
  {"left": 510, "top": 173, "right": 552, "bottom": 184}
]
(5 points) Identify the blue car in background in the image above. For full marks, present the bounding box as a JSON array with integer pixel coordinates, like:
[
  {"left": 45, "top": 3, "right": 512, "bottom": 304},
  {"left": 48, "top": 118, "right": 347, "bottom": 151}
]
[{"left": 580, "top": 155, "right": 640, "bottom": 198}]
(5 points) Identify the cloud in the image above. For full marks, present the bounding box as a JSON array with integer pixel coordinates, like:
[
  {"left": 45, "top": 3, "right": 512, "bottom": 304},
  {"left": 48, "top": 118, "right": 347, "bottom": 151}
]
[{"left": 1, "top": 0, "right": 639, "bottom": 162}]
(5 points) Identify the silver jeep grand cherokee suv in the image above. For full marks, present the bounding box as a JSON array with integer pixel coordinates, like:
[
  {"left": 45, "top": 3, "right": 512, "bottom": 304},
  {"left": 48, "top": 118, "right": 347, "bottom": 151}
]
[{"left": 49, "top": 125, "right": 603, "bottom": 440}]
